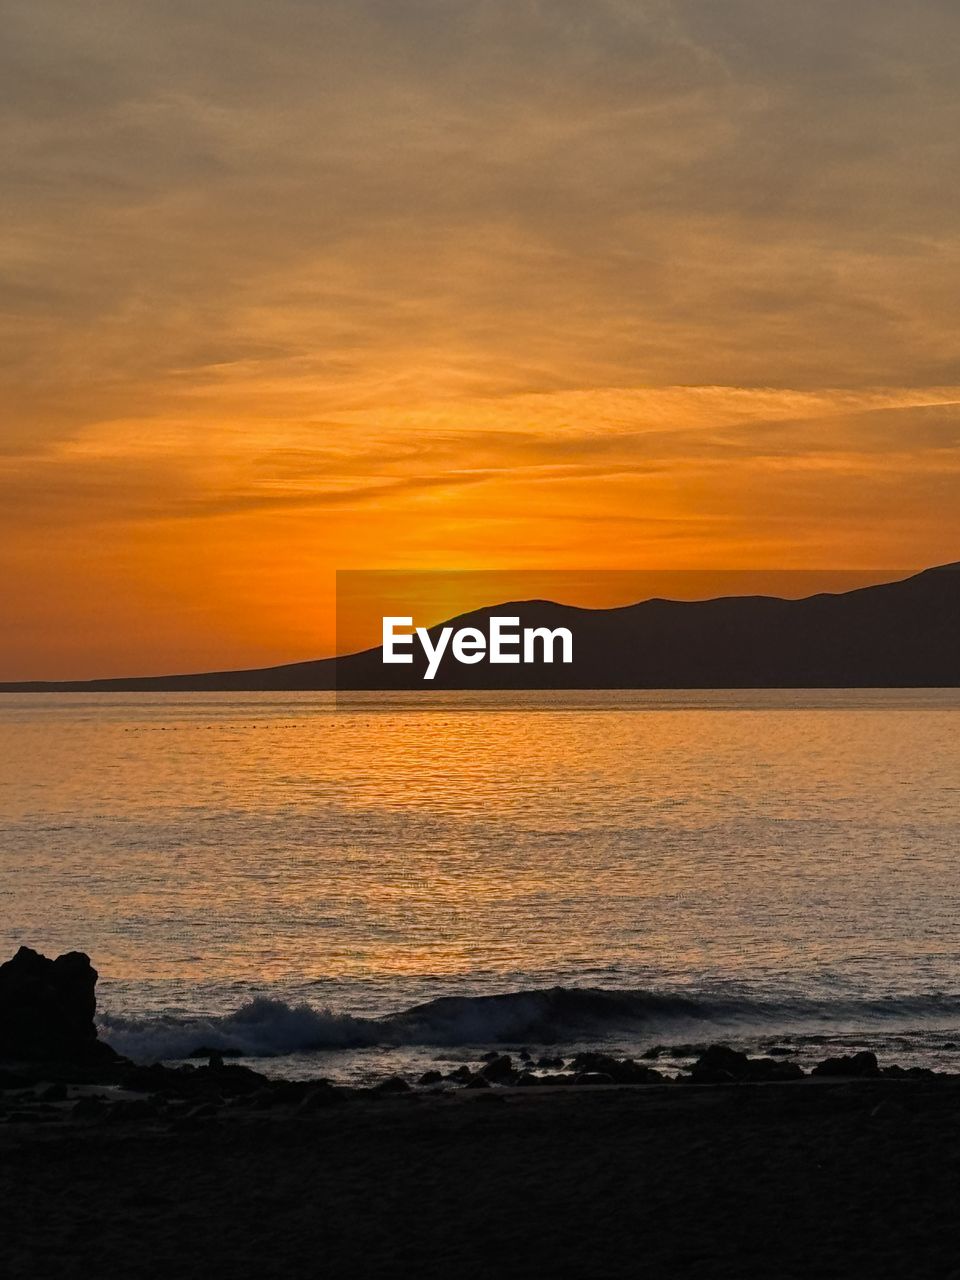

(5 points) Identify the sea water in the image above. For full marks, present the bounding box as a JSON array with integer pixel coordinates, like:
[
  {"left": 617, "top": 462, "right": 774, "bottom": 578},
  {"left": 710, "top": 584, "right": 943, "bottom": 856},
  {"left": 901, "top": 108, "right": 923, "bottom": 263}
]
[{"left": 2, "top": 690, "right": 959, "bottom": 1082}]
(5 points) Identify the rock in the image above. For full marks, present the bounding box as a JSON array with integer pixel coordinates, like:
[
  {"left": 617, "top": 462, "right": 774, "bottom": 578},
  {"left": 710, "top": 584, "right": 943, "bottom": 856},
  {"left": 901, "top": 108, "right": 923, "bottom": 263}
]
[
  {"left": 575, "top": 1072, "right": 615, "bottom": 1086},
  {"left": 417, "top": 1070, "right": 443, "bottom": 1086},
  {"left": 373, "top": 1076, "right": 411, "bottom": 1093},
  {"left": 766, "top": 1046, "right": 799, "bottom": 1057},
  {"left": 569, "top": 1053, "right": 664, "bottom": 1084},
  {"left": 480, "top": 1054, "right": 515, "bottom": 1083},
  {"left": 754, "top": 1058, "right": 804, "bottom": 1081},
  {"left": 0, "top": 946, "right": 119, "bottom": 1064},
  {"left": 464, "top": 1075, "right": 491, "bottom": 1089},
  {"left": 445, "top": 1066, "right": 474, "bottom": 1083},
  {"left": 686, "top": 1044, "right": 804, "bottom": 1084},
  {"left": 811, "top": 1051, "right": 880, "bottom": 1079},
  {"left": 881, "top": 1064, "right": 935, "bottom": 1079},
  {"left": 536, "top": 1056, "right": 565, "bottom": 1070},
  {"left": 197, "top": 1062, "right": 265, "bottom": 1095},
  {"left": 120, "top": 1060, "right": 268, "bottom": 1099},
  {"left": 186, "top": 1045, "right": 242, "bottom": 1059},
  {"left": 668, "top": 1044, "right": 706, "bottom": 1059},
  {"left": 479, "top": 1050, "right": 500, "bottom": 1062}
]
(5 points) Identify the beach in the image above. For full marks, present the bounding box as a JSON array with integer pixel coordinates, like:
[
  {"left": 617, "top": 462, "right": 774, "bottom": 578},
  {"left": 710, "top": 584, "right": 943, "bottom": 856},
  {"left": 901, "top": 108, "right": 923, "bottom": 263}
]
[{"left": 4, "top": 1072, "right": 960, "bottom": 1279}]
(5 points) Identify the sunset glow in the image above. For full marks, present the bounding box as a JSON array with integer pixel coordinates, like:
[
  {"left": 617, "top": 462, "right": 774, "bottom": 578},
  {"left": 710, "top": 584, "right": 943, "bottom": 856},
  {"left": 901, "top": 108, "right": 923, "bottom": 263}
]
[{"left": 3, "top": 2, "right": 959, "bottom": 678}]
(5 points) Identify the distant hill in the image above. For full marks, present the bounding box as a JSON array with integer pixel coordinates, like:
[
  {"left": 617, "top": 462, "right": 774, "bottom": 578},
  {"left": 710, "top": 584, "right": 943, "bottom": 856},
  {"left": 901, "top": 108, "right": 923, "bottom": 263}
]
[{"left": 3, "top": 562, "right": 958, "bottom": 692}]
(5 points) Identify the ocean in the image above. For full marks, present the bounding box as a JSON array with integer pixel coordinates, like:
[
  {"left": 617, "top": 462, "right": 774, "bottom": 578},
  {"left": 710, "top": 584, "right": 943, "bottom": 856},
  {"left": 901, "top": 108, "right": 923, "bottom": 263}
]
[{"left": 2, "top": 690, "right": 960, "bottom": 1082}]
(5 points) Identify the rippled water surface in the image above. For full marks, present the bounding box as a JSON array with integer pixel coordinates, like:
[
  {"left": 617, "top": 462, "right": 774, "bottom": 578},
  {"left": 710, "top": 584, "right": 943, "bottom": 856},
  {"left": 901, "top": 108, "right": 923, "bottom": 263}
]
[{"left": 2, "top": 691, "right": 959, "bottom": 1078}]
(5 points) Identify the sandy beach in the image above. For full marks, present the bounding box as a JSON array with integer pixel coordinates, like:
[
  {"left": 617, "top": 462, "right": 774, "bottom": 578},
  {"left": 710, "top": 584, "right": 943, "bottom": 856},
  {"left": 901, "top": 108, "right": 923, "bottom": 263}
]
[{"left": 4, "top": 1073, "right": 960, "bottom": 1279}]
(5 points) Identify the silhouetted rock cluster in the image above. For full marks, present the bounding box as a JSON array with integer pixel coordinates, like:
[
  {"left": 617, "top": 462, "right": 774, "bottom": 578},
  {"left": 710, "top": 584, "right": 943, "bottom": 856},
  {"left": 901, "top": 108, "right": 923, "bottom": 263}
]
[
  {"left": 810, "top": 1051, "right": 879, "bottom": 1078},
  {"left": 686, "top": 1044, "right": 804, "bottom": 1084},
  {"left": 0, "top": 946, "right": 118, "bottom": 1064}
]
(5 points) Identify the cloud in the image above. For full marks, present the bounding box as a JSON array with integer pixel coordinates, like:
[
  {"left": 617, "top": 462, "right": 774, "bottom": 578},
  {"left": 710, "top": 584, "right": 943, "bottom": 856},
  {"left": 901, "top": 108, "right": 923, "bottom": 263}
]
[
  {"left": 2, "top": 1, "right": 959, "bottom": 674},
  {"left": 4, "top": 0, "right": 960, "bottom": 416}
]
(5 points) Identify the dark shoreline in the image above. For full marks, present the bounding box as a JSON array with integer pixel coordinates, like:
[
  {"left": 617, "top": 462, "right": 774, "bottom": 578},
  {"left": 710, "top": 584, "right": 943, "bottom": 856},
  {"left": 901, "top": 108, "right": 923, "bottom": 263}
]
[
  {"left": 5, "top": 946, "right": 960, "bottom": 1275},
  {"left": 4, "top": 1070, "right": 960, "bottom": 1279}
]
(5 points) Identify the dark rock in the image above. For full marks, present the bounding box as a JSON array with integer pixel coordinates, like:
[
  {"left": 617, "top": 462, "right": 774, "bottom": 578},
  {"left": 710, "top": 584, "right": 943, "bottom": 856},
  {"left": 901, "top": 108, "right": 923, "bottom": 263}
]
[
  {"left": 536, "top": 1055, "right": 565, "bottom": 1070},
  {"left": 575, "top": 1072, "right": 615, "bottom": 1086},
  {"left": 0, "top": 946, "right": 119, "bottom": 1064},
  {"left": 373, "top": 1076, "right": 411, "bottom": 1093},
  {"left": 811, "top": 1051, "right": 880, "bottom": 1079},
  {"left": 754, "top": 1058, "right": 804, "bottom": 1081},
  {"left": 445, "top": 1065, "right": 474, "bottom": 1083},
  {"left": 198, "top": 1062, "right": 265, "bottom": 1095},
  {"left": 120, "top": 1060, "right": 268, "bottom": 1099},
  {"left": 186, "top": 1045, "right": 242, "bottom": 1059},
  {"left": 668, "top": 1044, "right": 706, "bottom": 1059},
  {"left": 881, "top": 1064, "right": 936, "bottom": 1079},
  {"left": 569, "top": 1053, "right": 664, "bottom": 1084},
  {"left": 464, "top": 1075, "right": 491, "bottom": 1089},
  {"left": 687, "top": 1044, "right": 804, "bottom": 1084},
  {"left": 417, "top": 1070, "right": 444, "bottom": 1086},
  {"left": 479, "top": 1050, "right": 500, "bottom": 1062},
  {"left": 766, "top": 1046, "right": 799, "bottom": 1057},
  {"left": 480, "top": 1054, "right": 515, "bottom": 1083}
]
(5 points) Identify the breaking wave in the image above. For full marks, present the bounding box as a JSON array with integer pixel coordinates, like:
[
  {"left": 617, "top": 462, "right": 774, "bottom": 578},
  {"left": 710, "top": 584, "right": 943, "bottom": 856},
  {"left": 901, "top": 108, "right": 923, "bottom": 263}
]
[{"left": 98, "top": 985, "right": 960, "bottom": 1064}]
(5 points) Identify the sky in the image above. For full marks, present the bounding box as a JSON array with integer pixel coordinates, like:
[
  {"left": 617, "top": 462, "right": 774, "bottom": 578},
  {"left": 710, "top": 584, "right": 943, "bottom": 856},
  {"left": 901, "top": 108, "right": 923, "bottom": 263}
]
[{"left": 2, "top": 0, "right": 959, "bottom": 677}]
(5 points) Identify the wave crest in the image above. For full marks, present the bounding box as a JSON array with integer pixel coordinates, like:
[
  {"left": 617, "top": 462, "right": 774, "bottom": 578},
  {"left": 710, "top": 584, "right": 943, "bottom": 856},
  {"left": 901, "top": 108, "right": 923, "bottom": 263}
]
[{"left": 98, "top": 985, "right": 960, "bottom": 1063}]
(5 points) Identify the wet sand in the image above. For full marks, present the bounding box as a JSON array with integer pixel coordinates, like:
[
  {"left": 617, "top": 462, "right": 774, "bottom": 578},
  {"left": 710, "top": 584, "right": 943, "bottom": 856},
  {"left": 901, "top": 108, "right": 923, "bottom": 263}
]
[{"left": 3, "top": 1076, "right": 960, "bottom": 1279}]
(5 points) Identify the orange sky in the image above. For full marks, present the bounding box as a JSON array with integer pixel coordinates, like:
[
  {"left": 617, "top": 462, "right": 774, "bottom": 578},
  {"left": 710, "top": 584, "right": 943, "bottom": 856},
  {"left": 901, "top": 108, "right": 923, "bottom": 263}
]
[{"left": 2, "top": 1, "right": 959, "bottom": 678}]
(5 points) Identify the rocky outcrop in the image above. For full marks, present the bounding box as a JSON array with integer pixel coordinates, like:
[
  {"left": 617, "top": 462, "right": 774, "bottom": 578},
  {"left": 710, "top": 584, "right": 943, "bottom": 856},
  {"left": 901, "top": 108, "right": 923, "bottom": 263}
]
[
  {"left": 686, "top": 1044, "right": 804, "bottom": 1084},
  {"left": 811, "top": 1051, "right": 880, "bottom": 1078},
  {"left": 0, "top": 946, "right": 119, "bottom": 1063},
  {"left": 569, "top": 1052, "right": 665, "bottom": 1084}
]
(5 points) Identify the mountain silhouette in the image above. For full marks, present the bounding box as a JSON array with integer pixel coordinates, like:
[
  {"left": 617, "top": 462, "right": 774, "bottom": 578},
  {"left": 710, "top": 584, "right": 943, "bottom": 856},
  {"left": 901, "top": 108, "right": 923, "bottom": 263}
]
[{"left": 2, "top": 562, "right": 958, "bottom": 692}]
